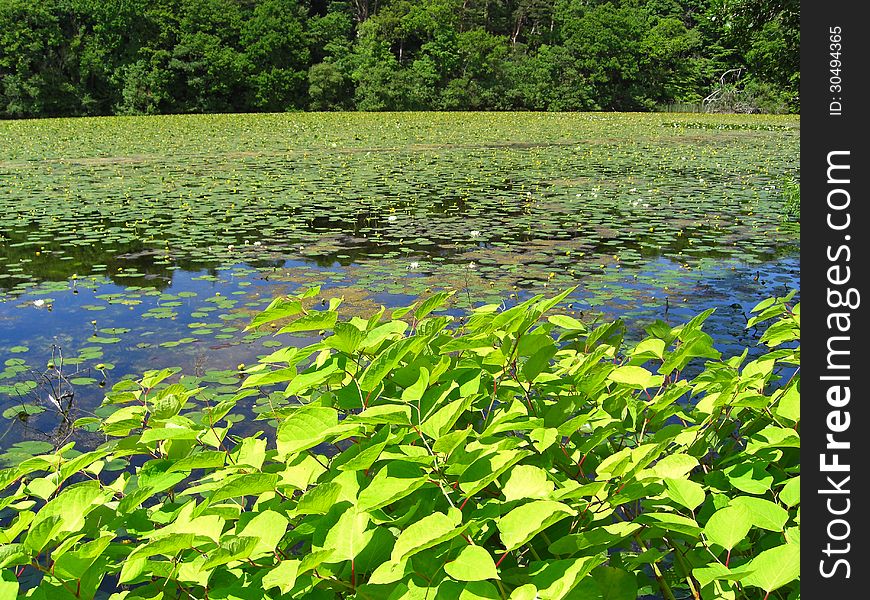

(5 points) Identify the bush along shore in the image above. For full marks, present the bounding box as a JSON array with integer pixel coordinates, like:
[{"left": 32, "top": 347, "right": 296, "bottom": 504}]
[{"left": 0, "top": 288, "right": 800, "bottom": 599}]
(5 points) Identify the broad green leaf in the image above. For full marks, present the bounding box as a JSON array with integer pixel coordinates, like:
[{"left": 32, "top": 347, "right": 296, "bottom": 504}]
[
  {"left": 0, "top": 512, "right": 34, "bottom": 544},
  {"left": 209, "top": 473, "right": 278, "bottom": 503},
  {"left": 522, "top": 343, "right": 558, "bottom": 382},
  {"left": 509, "top": 584, "right": 539, "bottom": 600},
  {"left": 285, "top": 362, "right": 339, "bottom": 396},
  {"left": 547, "top": 315, "right": 586, "bottom": 331},
  {"left": 498, "top": 501, "right": 576, "bottom": 551},
  {"left": 421, "top": 393, "right": 471, "bottom": 439},
  {"left": 439, "top": 580, "right": 501, "bottom": 599},
  {"left": 296, "top": 482, "right": 342, "bottom": 515},
  {"left": 361, "top": 320, "right": 408, "bottom": 350},
  {"left": 237, "top": 510, "right": 289, "bottom": 557},
  {"left": 334, "top": 435, "right": 389, "bottom": 472},
  {"left": 352, "top": 404, "right": 411, "bottom": 425},
  {"left": 652, "top": 453, "right": 698, "bottom": 479},
  {"left": 358, "top": 461, "right": 427, "bottom": 511},
  {"left": 724, "top": 461, "right": 774, "bottom": 495},
  {"left": 693, "top": 563, "right": 737, "bottom": 587},
  {"left": 529, "top": 427, "right": 558, "bottom": 453},
  {"left": 128, "top": 533, "right": 199, "bottom": 560},
  {"left": 203, "top": 535, "right": 259, "bottom": 569},
  {"left": 548, "top": 522, "right": 640, "bottom": 556},
  {"left": 459, "top": 449, "right": 530, "bottom": 496},
  {"left": 277, "top": 310, "right": 337, "bottom": 334},
  {"left": 28, "top": 482, "right": 106, "bottom": 542},
  {"left": 359, "top": 337, "right": 418, "bottom": 391},
  {"left": 140, "top": 368, "right": 180, "bottom": 390},
  {"left": 139, "top": 426, "right": 199, "bottom": 443},
  {"left": 0, "top": 575, "right": 18, "bottom": 600},
  {"left": 740, "top": 543, "right": 800, "bottom": 592},
  {"left": 591, "top": 566, "right": 638, "bottom": 600},
  {"left": 262, "top": 560, "right": 300, "bottom": 594},
  {"left": 729, "top": 497, "right": 789, "bottom": 531},
  {"left": 324, "top": 322, "right": 366, "bottom": 354},
  {"left": 118, "top": 555, "right": 148, "bottom": 584},
  {"left": 634, "top": 512, "right": 701, "bottom": 537},
  {"left": 779, "top": 476, "right": 800, "bottom": 507},
  {"left": 664, "top": 478, "right": 705, "bottom": 511},
  {"left": 368, "top": 557, "right": 410, "bottom": 585},
  {"left": 529, "top": 555, "right": 607, "bottom": 599},
  {"left": 391, "top": 510, "right": 464, "bottom": 561},
  {"left": 146, "top": 501, "right": 225, "bottom": 542},
  {"left": 247, "top": 297, "right": 303, "bottom": 330},
  {"left": 445, "top": 545, "right": 499, "bottom": 581},
  {"left": 594, "top": 447, "right": 632, "bottom": 480},
  {"left": 276, "top": 406, "right": 337, "bottom": 458},
  {"left": 0, "top": 544, "right": 30, "bottom": 569},
  {"left": 745, "top": 425, "right": 800, "bottom": 454},
  {"left": 774, "top": 384, "right": 800, "bottom": 422},
  {"left": 631, "top": 338, "right": 666, "bottom": 359},
  {"left": 23, "top": 516, "right": 64, "bottom": 552},
  {"left": 704, "top": 504, "right": 753, "bottom": 550},
  {"left": 401, "top": 367, "right": 430, "bottom": 402},
  {"left": 502, "top": 465, "right": 554, "bottom": 502},
  {"left": 432, "top": 426, "right": 470, "bottom": 456},
  {"left": 241, "top": 367, "right": 297, "bottom": 389},
  {"left": 320, "top": 505, "right": 373, "bottom": 561},
  {"left": 415, "top": 291, "right": 453, "bottom": 320},
  {"left": 608, "top": 365, "right": 661, "bottom": 389}
]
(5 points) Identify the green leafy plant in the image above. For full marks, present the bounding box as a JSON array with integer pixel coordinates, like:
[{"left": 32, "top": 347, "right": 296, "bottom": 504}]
[
  {"left": 0, "top": 288, "right": 799, "bottom": 599},
  {"left": 781, "top": 177, "right": 800, "bottom": 221}
]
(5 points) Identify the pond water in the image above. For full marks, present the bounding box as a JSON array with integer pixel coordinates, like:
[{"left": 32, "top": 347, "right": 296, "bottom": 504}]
[{"left": 0, "top": 112, "right": 799, "bottom": 458}]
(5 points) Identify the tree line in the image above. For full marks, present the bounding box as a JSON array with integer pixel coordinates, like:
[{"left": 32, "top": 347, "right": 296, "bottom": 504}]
[{"left": 0, "top": 0, "right": 798, "bottom": 118}]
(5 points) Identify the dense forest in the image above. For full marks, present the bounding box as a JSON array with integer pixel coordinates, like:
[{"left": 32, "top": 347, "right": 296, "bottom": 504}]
[{"left": 0, "top": 0, "right": 798, "bottom": 118}]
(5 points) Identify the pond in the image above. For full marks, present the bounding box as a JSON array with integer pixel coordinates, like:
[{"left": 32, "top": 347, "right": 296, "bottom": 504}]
[{"left": 0, "top": 112, "right": 799, "bottom": 459}]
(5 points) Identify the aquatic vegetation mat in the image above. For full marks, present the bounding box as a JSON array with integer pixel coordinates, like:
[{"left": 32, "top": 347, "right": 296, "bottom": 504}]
[{"left": 0, "top": 112, "right": 799, "bottom": 452}]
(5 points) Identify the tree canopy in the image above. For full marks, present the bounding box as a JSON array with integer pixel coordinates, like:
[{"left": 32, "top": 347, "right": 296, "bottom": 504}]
[{"left": 0, "top": 0, "right": 799, "bottom": 118}]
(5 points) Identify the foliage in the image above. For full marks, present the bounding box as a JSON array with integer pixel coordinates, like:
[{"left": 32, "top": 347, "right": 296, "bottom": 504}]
[
  {"left": 0, "top": 287, "right": 800, "bottom": 598},
  {"left": 0, "top": 0, "right": 800, "bottom": 117},
  {"left": 781, "top": 177, "right": 800, "bottom": 221}
]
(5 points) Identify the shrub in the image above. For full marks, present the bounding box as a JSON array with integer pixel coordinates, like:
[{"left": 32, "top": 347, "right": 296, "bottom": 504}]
[
  {"left": 781, "top": 177, "right": 800, "bottom": 221},
  {"left": 0, "top": 288, "right": 800, "bottom": 599}
]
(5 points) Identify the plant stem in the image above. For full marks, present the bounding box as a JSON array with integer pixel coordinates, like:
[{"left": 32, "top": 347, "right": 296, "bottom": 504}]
[
  {"left": 667, "top": 537, "right": 700, "bottom": 600},
  {"left": 633, "top": 533, "right": 677, "bottom": 600}
]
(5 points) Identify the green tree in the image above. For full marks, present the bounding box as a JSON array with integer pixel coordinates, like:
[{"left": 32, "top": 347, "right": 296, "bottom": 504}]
[{"left": 168, "top": 0, "right": 250, "bottom": 113}]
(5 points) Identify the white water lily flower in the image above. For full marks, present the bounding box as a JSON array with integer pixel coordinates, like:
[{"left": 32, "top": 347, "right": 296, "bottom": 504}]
[
  {"left": 467, "top": 261, "right": 476, "bottom": 270},
  {"left": 227, "top": 244, "right": 235, "bottom": 251},
  {"left": 33, "top": 299, "right": 46, "bottom": 308},
  {"left": 408, "top": 261, "right": 420, "bottom": 270},
  {"left": 387, "top": 215, "right": 398, "bottom": 222},
  {"left": 470, "top": 230, "right": 481, "bottom": 238},
  {"left": 253, "top": 241, "right": 262, "bottom": 246}
]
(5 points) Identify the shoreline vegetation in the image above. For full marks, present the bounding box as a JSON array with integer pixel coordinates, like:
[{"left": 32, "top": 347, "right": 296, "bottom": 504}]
[
  {"left": 0, "top": 0, "right": 798, "bottom": 119},
  {"left": 0, "top": 288, "right": 800, "bottom": 599}
]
